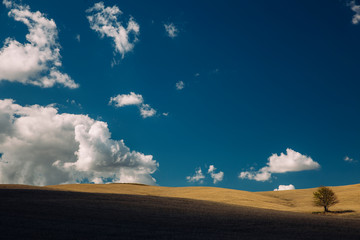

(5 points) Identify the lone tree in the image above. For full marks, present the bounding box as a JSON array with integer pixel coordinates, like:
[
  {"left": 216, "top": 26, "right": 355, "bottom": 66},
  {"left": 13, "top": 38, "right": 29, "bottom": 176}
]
[{"left": 313, "top": 186, "right": 339, "bottom": 212}]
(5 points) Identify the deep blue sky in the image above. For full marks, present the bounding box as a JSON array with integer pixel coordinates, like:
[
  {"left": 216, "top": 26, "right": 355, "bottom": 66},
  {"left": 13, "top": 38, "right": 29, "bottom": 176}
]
[{"left": 0, "top": 0, "right": 359, "bottom": 191}]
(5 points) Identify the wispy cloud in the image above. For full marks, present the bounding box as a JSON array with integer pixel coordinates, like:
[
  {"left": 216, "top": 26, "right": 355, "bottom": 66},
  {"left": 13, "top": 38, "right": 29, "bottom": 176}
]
[
  {"left": 109, "top": 92, "right": 156, "bottom": 118},
  {"left": 349, "top": 1, "right": 360, "bottom": 24},
  {"left": 86, "top": 2, "right": 140, "bottom": 62},
  {"left": 187, "top": 165, "right": 224, "bottom": 184},
  {"left": 344, "top": 156, "right": 357, "bottom": 163},
  {"left": 186, "top": 168, "right": 205, "bottom": 183},
  {"left": 66, "top": 99, "right": 82, "bottom": 109},
  {"left": 239, "top": 148, "right": 320, "bottom": 182},
  {"left": 0, "top": 0, "right": 78, "bottom": 88},
  {"left": 208, "top": 165, "right": 224, "bottom": 184},
  {"left": 75, "top": 34, "right": 81, "bottom": 42},
  {"left": 164, "top": 23, "right": 179, "bottom": 38},
  {"left": 176, "top": 80, "right": 185, "bottom": 90},
  {"left": 211, "top": 68, "right": 220, "bottom": 74},
  {"left": 0, "top": 99, "right": 158, "bottom": 185},
  {"left": 274, "top": 184, "right": 295, "bottom": 191}
]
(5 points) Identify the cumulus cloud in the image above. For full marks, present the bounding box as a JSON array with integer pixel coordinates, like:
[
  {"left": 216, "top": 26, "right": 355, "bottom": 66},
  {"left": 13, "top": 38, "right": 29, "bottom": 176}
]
[
  {"left": 86, "top": 2, "right": 139, "bottom": 62},
  {"left": 187, "top": 165, "right": 224, "bottom": 184},
  {"left": 349, "top": 1, "right": 360, "bottom": 24},
  {"left": 239, "top": 148, "right": 320, "bottom": 182},
  {"left": 186, "top": 167, "right": 205, "bottom": 183},
  {"left": 0, "top": 99, "right": 158, "bottom": 186},
  {"left": 0, "top": 0, "right": 78, "bottom": 88},
  {"left": 109, "top": 92, "right": 156, "bottom": 118},
  {"left": 208, "top": 165, "right": 224, "bottom": 184},
  {"left": 139, "top": 104, "right": 156, "bottom": 118},
  {"left": 164, "top": 23, "right": 179, "bottom": 38},
  {"left": 274, "top": 184, "right": 295, "bottom": 191},
  {"left": 109, "top": 92, "right": 143, "bottom": 107},
  {"left": 176, "top": 81, "right": 185, "bottom": 90}
]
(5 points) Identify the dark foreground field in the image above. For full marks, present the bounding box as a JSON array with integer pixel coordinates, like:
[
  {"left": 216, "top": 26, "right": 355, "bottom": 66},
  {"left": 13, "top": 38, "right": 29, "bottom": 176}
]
[{"left": 1, "top": 189, "right": 360, "bottom": 239}]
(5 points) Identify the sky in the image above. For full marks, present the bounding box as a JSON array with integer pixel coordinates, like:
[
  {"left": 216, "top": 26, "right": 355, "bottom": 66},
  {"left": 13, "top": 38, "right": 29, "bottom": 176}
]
[{"left": 0, "top": 0, "right": 360, "bottom": 191}]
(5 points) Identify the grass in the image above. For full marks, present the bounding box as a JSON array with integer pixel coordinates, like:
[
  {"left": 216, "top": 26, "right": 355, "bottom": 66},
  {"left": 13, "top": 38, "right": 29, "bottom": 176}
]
[
  {"left": 38, "top": 182, "right": 360, "bottom": 216},
  {"left": 258, "top": 184, "right": 360, "bottom": 216},
  {"left": 1, "top": 187, "right": 360, "bottom": 239}
]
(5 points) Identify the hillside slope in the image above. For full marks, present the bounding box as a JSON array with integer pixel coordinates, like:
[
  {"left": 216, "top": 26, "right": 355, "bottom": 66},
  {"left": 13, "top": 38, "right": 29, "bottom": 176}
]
[
  {"left": 1, "top": 183, "right": 359, "bottom": 215},
  {"left": 1, "top": 188, "right": 360, "bottom": 239},
  {"left": 45, "top": 183, "right": 360, "bottom": 215},
  {"left": 259, "top": 184, "right": 360, "bottom": 214}
]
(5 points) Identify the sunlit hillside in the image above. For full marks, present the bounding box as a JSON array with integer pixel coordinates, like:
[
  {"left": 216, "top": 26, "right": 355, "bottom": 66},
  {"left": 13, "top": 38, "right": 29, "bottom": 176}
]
[
  {"left": 42, "top": 183, "right": 360, "bottom": 216},
  {"left": 2, "top": 183, "right": 359, "bottom": 216}
]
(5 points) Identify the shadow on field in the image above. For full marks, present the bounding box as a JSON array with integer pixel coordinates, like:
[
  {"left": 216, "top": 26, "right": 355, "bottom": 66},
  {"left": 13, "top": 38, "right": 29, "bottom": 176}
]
[
  {"left": 312, "top": 210, "right": 356, "bottom": 215},
  {"left": 1, "top": 189, "right": 360, "bottom": 240}
]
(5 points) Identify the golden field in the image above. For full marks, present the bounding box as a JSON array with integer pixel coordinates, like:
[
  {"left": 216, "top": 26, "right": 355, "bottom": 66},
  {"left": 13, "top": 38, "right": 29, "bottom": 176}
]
[
  {"left": 1, "top": 183, "right": 360, "bottom": 239},
  {"left": 4, "top": 182, "right": 359, "bottom": 216}
]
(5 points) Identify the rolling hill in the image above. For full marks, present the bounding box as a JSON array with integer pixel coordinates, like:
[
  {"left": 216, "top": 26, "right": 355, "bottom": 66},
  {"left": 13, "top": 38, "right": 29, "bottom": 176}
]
[
  {"left": 1, "top": 183, "right": 360, "bottom": 239},
  {"left": 44, "top": 182, "right": 360, "bottom": 215}
]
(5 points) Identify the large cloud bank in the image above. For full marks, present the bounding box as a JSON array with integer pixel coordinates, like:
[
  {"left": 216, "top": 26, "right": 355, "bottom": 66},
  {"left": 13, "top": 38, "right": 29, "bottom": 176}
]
[
  {"left": 86, "top": 2, "right": 139, "bottom": 62},
  {"left": 0, "top": 99, "right": 158, "bottom": 186},
  {"left": 239, "top": 148, "right": 320, "bottom": 181},
  {"left": 0, "top": 0, "right": 78, "bottom": 88}
]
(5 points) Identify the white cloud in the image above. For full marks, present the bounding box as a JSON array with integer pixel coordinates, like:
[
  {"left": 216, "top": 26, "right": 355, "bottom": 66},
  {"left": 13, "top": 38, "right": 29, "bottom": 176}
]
[
  {"left": 86, "top": 2, "right": 139, "bottom": 61},
  {"left": 239, "top": 148, "right": 320, "bottom": 182},
  {"left": 75, "top": 34, "right": 80, "bottom": 42},
  {"left": 208, "top": 165, "right": 224, "bottom": 184},
  {"left": 176, "top": 80, "right": 185, "bottom": 90},
  {"left": 0, "top": 99, "right": 158, "bottom": 186},
  {"left": 239, "top": 170, "right": 271, "bottom": 182},
  {"left": 0, "top": 0, "right": 78, "bottom": 88},
  {"left": 194, "top": 73, "right": 200, "bottom": 77},
  {"left": 186, "top": 168, "right": 205, "bottom": 183},
  {"left": 187, "top": 165, "right": 224, "bottom": 184},
  {"left": 162, "top": 112, "right": 169, "bottom": 116},
  {"left": 274, "top": 184, "right": 295, "bottom": 191},
  {"left": 350, "top": 1, "right": 360, "bottom": 24},
  {"left": 139, "top": 104, "right": 156, "bottom": 118},
  {"left": 164, "top": 23, "right": 178, "bottom": 38},
  {"left": 109, "top": 92, "right": 156, "bottom": 118},
  {"left": 109, "top": 92, "right": 143, "bottom": 107}
]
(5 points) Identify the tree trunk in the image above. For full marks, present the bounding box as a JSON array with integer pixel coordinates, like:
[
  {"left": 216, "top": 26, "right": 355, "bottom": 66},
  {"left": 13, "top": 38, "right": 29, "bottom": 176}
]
[{"left": 324, "top": 206, "right": 328, "bottom": 212}]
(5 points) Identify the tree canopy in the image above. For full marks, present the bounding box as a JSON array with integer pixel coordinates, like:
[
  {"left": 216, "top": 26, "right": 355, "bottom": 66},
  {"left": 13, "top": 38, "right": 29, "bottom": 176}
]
[{"left": 313, "top": 186, "right": 339, "bottom": 212}]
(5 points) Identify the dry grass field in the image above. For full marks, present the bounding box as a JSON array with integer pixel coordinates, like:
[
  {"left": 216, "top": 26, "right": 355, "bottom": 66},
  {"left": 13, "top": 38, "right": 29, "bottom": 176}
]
[
  {"left": 1, "top": 183, "right": 360, "bottom": 239},
  {"left": 259, "top": 184, "right": 360, "bottom": 215},
  {"left": 46, "top": 182, "right": 360, "bottom": 216}
]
